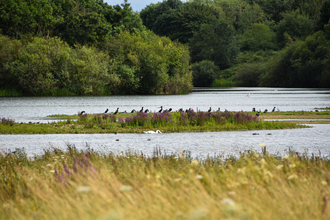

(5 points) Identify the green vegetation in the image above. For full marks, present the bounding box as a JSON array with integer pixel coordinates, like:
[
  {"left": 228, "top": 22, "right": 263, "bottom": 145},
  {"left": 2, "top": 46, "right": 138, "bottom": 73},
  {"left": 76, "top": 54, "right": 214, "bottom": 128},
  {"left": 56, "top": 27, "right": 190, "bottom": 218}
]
[
  {"left": 1, "top": 0, "right": 330, "bottom": 96},
  {"left": 1, "top": 146, "right": 330, "bottom": 219},
  {"left": 141, "top": 0, "right": 330, "bottom": 88},
  {"left": 0, "top": 110, "right": 307, "bottom": 134},
  {"left": 0, "top": 0, "right": 192, "bottom": 96}
]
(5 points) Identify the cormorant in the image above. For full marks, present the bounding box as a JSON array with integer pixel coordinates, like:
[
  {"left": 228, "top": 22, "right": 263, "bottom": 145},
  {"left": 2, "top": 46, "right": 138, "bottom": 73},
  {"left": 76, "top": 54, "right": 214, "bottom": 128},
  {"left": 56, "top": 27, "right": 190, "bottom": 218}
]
[
  {"left": 256, "top": 112, "right": 260, "bottom": 117},
  {"left": 104, "top": 108, "right": 109, "bottom": 113},
  {"left": 144, "top": 109, "right": 149, "bottom": 113},
  {"left": 264, "top": 109, "right": 268, "bottom": 113},
  {"left": 208, "top": 107, "right": 212, "bottom": 113},
  {"left": 272, "top": 107, "right": 276, "bottom": 112},
  {"left": 131, "top": 109, "right": 136, "bottom": 113},
  {"left": 158, "top": 106, "right": 163, "bottom": 113},
  {"left": 114, "top": 108, "right": 119, "bottom": 115},
  {"left": 168, "top": 108, "right": 172, "bottom": 112},
  {"left": 252, "top": 108, "right": 256, "bottom": 112},
  {"left": 139, "top": 107, "right": 144, "bottom": 112}
]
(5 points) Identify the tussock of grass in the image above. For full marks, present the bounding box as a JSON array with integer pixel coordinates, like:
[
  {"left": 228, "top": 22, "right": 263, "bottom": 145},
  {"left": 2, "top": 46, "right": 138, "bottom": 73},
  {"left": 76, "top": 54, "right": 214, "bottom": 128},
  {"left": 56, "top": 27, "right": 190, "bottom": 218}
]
[{"left": 1, "top": 146, "right": 330, "bottom": 219}]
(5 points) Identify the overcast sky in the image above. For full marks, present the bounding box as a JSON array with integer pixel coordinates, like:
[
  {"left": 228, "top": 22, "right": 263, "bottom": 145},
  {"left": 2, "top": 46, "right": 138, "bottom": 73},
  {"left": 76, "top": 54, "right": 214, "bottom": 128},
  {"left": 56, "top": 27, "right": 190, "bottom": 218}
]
[{"left": 104, "top": 0, "right": 162, "bottom": 12}]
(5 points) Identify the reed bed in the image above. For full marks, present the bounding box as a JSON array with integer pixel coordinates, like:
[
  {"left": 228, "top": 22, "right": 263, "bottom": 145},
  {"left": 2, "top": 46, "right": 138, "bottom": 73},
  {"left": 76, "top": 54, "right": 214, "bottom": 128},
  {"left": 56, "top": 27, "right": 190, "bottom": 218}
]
[
  {"left": 0, "top": 110, "right": 306, "bottom": 134},
  {"left": 1, "top": 146, "right": 330, "bottom": 219}
]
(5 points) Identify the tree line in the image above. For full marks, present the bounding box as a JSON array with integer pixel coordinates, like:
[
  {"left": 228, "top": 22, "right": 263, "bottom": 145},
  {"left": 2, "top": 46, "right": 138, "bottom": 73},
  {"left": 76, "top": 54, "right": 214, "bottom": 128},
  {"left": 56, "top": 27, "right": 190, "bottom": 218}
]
[
  {"left": 1, "top": 0, "right": 329, "bottom": 96},
  {"left": 141, "top": 0, "right": 330, "bottom": 88},
  {"left": 0, "top": 0, "right": 192, "bottom": 95}
]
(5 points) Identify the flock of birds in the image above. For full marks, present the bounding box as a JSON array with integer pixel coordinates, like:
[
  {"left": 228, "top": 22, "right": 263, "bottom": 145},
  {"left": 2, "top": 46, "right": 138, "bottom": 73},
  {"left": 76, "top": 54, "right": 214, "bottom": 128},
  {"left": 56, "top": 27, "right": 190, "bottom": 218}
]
[{"left": 79, "top": 106, "right": 276, "bottom": 117}]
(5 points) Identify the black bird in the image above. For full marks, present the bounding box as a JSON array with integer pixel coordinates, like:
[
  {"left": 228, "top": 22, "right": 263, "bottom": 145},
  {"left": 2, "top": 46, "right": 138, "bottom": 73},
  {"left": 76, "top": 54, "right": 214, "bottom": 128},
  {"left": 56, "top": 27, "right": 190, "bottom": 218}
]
[
  {"left": 179, "top": 108, "right": 184, "bottom": 112},
  {"left": 208, "top": 107, "right": 212, "bottom": 113},
  {"left": 264, "top": 109, "right": 268, "bottom": 113},
  {"left": 114, "top": 108, "right": 119, "bottom": 115},
  {"left": 131, "top": 109, "right": 136, "bottom": 113},
  {"left": 139, "top": 107, "right": 144, "bottom": 113},
  {"left": 256, "top": 112, "right": 260, "bottom": 117},
  {"left": 168, "top": 108, "right": 172, "bottom": 112},
  {"left": 217, "top": 107, "right": 220, "bottom": 112},
  {"left": 104, "top": 108, "right": 109, "bottom": 113},
  {"left": 144, "top": 109, "right": 149, "bottom": 113},
  {"left": 272, "top": 107, "right": 276, "bottom": 112},
  {"left": 78, "top": 111, "right": 85, "bottom": 115},
  {"left": 158, "top": 106, "right": 163, "bottom": 113},
  {"left": 252, "top": 108, "right": 256, "bottom": 112}
]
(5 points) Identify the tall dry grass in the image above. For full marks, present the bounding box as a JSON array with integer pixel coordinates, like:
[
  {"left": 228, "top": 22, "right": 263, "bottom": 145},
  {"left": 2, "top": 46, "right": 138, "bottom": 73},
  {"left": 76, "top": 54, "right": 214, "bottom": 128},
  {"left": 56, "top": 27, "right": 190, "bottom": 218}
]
[{"left": 1, "top": 146, "right": 330, "bottom": 219}]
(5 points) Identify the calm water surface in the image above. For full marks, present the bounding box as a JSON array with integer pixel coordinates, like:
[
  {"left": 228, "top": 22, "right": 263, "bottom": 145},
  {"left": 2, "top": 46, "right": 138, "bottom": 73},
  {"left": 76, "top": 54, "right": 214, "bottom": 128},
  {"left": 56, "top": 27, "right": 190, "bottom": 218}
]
[
  {"left": 0, "top": 87, "right": 329, "bottom": 158},
  {"left": 0, "top": 87, "right": 329, "bottom": 123}
]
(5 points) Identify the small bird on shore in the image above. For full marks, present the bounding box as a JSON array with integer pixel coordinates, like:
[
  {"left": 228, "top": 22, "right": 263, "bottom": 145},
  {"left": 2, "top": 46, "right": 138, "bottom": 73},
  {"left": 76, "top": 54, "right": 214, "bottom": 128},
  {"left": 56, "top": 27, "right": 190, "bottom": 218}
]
[
  {"left": 179, "top": 108, "right": 184, "bottom": 112},
  {"left": 158, "top": 106, "right": 163, "bottom": 113},
  {"left": 168, "top": 108, "right": 172, "bottom": 112},
  {"left": 272, "top": 107, "right": 276, "bottom": 112},
  {"left": 256, "top": 112, "right": 260, "bottom": 117},
  {"left": 144, "top": 109, "right": 149, "bottom": 113},
  {"left": 208, "top": 107, "right": 212, "bottom": 113},
  {"left": 114, "top": 108, "right": 119, "bottom": 114},
  {"left": 104, "top": 109, "right": 109, "bottom": 113},
  {"left": 131, "top": 109, "right": 136, "bottom": 113},
  {"left": 139, "top": 107, "right": 144, "bottom": 112},
  {"left": 78, "top": 111, "right": 85, "bottom": 115},
  {"left": 217, "top": 107, "right": 220, "bottom": 112},
  {"left": 252, "top": 108, "right": 256, "bottom": 112},
  {"left": 264, "top": 109, "right": 268, "bottom": 113}
]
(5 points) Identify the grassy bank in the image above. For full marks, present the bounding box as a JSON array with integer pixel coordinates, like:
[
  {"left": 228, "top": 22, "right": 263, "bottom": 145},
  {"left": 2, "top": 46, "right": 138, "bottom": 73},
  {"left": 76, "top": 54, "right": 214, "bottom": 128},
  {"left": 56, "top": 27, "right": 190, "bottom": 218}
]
[
  {"left": 1, "top": 147, "right": 329, "bottom": 219},
  {"left": 0, "top": 110, "right": 306, "bottom": 134}
]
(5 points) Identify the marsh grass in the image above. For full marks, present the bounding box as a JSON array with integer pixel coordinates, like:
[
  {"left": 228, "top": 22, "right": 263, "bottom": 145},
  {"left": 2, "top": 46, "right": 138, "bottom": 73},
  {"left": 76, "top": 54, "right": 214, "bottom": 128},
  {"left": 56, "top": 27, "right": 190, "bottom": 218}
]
[
  {"left": 0, "top": 110, "right": 306, "bottom": 134},
  {"left": 1, "top": 146, "right": 330, "bottom": 219}
]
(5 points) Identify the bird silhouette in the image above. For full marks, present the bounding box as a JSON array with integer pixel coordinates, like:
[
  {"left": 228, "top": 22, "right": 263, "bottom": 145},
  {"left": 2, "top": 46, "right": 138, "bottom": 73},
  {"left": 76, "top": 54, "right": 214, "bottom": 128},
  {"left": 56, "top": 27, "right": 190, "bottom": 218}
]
[
  {"left": 114, "top": 108, "right": 119, "bottom": 115},
  {"left": 78, "top": 111, "right": 85, "bottom": 115},
  {"left": 256, "top": 112, "right": 260, "bottom": 117},
  {"left": 252, "top": 108, "right": 256, "bottom": 112},
  {"left": 208, "top": 107, "right": 212, "bottom": 113},
  {"left": 144, "top": 109, "right": 149, "bottom": 113},
  {"left": 158, "top": 106, "right": 163, "bottom": 113},
  {"left": 104, "top": 109, "right": 109, "bottom": 113},
  {"left": 272, "top": 107, "right": 276, "bottom": 112},
  {"left": 139, "top": 107, "right": 144, "bottom": 112},
  {"left": 168, "top": 108, "right": 172, "bottom": 112},
  {"left": 179, "top": 108, "right": 184, "bottom": 112},
  {"left": 217, "top": 107, "right": 220, "bottom": 112},
  {"left": 131, "top": 109, "right": 136, "bottom": 113},
  {"left": 264, "top": 109, "right": 268, "bottom": 113}
]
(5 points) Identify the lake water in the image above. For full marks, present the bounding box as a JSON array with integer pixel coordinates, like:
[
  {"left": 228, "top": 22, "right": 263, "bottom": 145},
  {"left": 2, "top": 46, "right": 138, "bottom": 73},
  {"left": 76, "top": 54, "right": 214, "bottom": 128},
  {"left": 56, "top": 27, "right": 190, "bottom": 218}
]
[{"left": 0, "top": 87, "right": 330, "bottom": 159}]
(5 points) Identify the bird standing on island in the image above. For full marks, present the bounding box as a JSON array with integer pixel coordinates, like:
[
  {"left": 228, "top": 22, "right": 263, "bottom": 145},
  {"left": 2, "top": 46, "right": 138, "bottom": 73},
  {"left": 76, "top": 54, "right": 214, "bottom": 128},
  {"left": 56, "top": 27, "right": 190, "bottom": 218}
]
[
  {"left": 256, "top": 112, "right": 260, "bottom": 117},
  {"left": 104, "top": 108, "right": 108, "bottom": 113},
  {"left": 272, "top": 107, "right": 276, "bottom": 112},
  {"left": 144, "top": 109, "right": 149, "bottom": 113},
  {"left": 208, "top": 107, "right": 212, "bottom": 113},
  {"left": 139, "top": 107, "right": 144, "bottom": 113},
  {"left": 114, "top": 108, "right": 119, "bottom": 115},
  {"left": 158, "top": 106, "right": 163, "bottom": 113}
]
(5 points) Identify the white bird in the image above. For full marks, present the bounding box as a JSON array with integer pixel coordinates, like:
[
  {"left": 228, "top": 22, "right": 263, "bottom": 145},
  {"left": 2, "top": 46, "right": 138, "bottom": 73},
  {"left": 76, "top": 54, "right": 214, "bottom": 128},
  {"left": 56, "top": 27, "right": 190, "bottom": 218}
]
[
  {"left": 246, "top": 93, "right": 250, "bottom": 97},
  {"left": 143, "top": 130, "right": 162, "bottom": 134}
]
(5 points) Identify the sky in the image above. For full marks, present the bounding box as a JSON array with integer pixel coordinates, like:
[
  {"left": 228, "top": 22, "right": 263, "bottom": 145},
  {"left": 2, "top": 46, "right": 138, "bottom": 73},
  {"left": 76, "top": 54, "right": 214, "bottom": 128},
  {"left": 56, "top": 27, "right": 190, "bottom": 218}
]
[{"left": 104, "top": 0, "right": 162, "bottom": 12}]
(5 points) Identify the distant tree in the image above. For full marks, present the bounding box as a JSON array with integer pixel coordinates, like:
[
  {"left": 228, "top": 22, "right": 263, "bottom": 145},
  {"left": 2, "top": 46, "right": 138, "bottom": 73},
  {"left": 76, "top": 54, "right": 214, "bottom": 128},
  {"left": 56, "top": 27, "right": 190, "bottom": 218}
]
[
  {"left": 152, "top": 2, "right": 224, "bottom": 44},
  {"left": 191, "top": 60, "right": 220, "bottom": 87},
  {"left": 189, "top": 21, "right": 239, "bottom": 69},
  {"left": 317, "top": 0, "right": 330, "bottom": 31},
  {"left": 240, "top": 23, "right": 276, "bottom": 51},
  {"left": 274, "top": 10, "right": 314, "bottom": 48},
  {"left": 140, "top": 0, "right": 183, "bottom": 30}
]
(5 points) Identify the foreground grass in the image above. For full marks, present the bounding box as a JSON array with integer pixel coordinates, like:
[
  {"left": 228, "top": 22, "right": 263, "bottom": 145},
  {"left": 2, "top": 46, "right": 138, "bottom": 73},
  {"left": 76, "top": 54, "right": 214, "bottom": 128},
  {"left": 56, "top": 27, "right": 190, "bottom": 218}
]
[
  {"left": 1, "top": 147, "right": 330, "bottom": 219},
  {"left": 0, "top": 111, "right": 307, "bottom": 134}
]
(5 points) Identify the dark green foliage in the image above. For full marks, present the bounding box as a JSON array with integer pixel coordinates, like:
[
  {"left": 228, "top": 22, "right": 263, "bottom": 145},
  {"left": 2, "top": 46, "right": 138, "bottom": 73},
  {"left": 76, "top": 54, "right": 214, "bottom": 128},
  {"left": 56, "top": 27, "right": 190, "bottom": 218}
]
[
  {"left": 240, "top": 23, "right": 277, "bottom": 51},
  {"left": 152, "top": 2, "right": 223, "bottom": 44},
  {"left": 189, "top": 21, "right": 239, "bottom": 70},
  {"left": 140, "top": 0, "right": 183, "bottom": 30},
  {"left": 317, "top": 0, "right": 330, "bottom": 31},
  {"left": 191, "top": 60, "right": 220, "bottom": 87},
  {"left": 261, "top": 30, "right": 330, "bottom": 88},
  {"left": 274, "top": 10, "right": 314, "bottom": 48}
]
